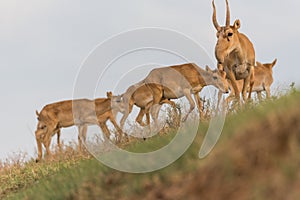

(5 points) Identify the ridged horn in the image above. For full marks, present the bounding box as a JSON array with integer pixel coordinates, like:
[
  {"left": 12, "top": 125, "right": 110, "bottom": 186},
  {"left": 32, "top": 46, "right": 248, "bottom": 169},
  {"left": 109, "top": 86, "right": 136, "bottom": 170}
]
[
  {"left": 225, "top": 0, "right": 230, "bottom": 27},
  {"left": 212, "top": 0, "right": 221, "bottom": 31}
]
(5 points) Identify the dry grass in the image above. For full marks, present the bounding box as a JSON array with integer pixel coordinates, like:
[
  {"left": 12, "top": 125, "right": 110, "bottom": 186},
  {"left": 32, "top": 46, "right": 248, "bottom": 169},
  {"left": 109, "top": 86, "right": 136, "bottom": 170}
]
[
  {"left": 0, "top": 142, "right": 91, "bottom": 199},
  {"left": 1, "top": 85, "right": 298, "bottom": 199}
]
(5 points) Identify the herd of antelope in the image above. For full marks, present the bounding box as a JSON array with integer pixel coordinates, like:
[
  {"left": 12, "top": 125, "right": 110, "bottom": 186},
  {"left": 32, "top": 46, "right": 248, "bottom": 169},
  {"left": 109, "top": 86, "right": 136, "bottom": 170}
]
[{"left": 34, "top": 0, "right": 277, "bottom": 162}]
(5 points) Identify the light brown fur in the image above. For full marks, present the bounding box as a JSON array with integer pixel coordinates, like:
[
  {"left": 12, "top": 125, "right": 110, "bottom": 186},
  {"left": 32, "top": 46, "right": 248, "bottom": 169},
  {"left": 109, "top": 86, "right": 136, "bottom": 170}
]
[
  {"left": 35, "top": 92, "right": 124, "bottom": 162},
  {"left": 141, "top": 63, "right": 228, "bottom": 122},
  {"left": 119, "top": 82, "right": 175, "bottom": 129},
  {"left": 218, "top": 59, "right": 277, "bottom": 105},
  {"left": 212, "top": 0, "right": 256, "bottom": 101}
]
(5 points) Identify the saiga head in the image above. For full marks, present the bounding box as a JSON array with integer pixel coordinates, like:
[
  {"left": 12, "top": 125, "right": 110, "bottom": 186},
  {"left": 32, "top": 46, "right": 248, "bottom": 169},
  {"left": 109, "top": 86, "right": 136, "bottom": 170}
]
[
  {"left": 212, "top": 0, "right": 241, "bottom": 62},
  {"left": 35, "top": 120, "right": 48, "bottom": 141},
  {"left": 107, "top": 91, "right": 125, "bottom": 115},
  {"left": 206, "top": 65, "right": 229, "bottom": 93}
]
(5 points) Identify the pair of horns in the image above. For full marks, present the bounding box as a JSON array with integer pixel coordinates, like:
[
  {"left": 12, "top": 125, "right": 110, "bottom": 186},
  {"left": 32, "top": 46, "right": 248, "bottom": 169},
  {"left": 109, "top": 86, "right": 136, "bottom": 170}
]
[{"left": 212, "top": 0, "right": 230, "bottom": 31}]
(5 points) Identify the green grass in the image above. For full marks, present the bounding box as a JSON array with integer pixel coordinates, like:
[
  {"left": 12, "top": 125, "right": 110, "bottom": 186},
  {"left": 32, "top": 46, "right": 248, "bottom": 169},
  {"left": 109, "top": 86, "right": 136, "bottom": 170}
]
[
  {"left": 3, "top": 123, "right": 209, "bottom": 199},
  {"left": 2, "top": 91, "right": 300, "bottom": 199}
]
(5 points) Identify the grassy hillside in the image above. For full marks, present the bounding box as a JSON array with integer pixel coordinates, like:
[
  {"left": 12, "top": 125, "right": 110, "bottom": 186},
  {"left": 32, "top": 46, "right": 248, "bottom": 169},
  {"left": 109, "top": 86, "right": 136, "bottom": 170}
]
[{"left": 2, "top": 91, "right": 300, "bottom": 200}]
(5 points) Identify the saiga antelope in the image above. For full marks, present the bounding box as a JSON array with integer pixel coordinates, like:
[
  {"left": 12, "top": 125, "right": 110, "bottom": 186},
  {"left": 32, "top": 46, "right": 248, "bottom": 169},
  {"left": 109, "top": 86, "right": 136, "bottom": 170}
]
[
  {"left": 35, "top": 92, "right": 125, "bottom": 162},
  {"left": 212, "top": 0, "right": 256, "bottom": 101},
  {"left": 218, "top": 59, "right": 277, "bottom": 106}
]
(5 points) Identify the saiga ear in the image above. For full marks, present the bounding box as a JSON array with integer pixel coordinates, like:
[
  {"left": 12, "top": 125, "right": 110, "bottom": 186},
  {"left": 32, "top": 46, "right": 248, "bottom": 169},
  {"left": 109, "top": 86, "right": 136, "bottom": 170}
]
[
  {"left": 256, "top": 61, "right": 262, "bottom": 66},
  {"left": 106, "top": 91, "right": 112, "bottom": 99},
  {"left": 271, "top": 58, "right": 277, "bottom": 68},
  {"left": 233, "top": 19, "right": 241, "bottom": 30},
  {"left": 205, "top": 65, "right": 213, "bottom": 73}
]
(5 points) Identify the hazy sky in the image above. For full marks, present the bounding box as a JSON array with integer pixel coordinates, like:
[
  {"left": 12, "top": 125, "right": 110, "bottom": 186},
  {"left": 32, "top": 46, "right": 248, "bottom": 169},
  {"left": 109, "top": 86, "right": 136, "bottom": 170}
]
[{"left": 0, "top": 0, "right": 299, "bottom": 160}]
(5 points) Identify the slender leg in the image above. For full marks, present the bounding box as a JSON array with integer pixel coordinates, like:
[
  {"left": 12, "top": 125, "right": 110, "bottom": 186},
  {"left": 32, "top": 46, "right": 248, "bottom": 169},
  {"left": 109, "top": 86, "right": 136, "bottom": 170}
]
[
  {"left": 77, "top": 125, "right": 87, "bottom": 152},
  {"left": 36, "top": 137, "right": 43, "bottom": 162},
  {"left": 182, "top": 89, "right": 195, "bottom": 122},
  {"left": 99, "top": 122, "right": 111, "bottom": 142},
  {"left": 247, "top": 80, "right": 254, "bottom": 100},
  {"left": 144, "top": 100, "right": 154, "bottom": 128},
  {"left": 42, "top": 126, "right": 57, "bottom": 160},
  {"left": 56, "top": 129, "right": 61, "bottom": 149},
  {"left": 217, "top": 90, "right": 223, "bottom": 111},
  {"left": 136, "top": 108, "right": 147, "bottom": 126},
  {"left": 242, "top": 76, "right": 250, "bottom": 102},
  {"left": 194, "top": 93, "right": 203, "bottom": 120},
  {"left": 82, "top": 125, "right": 88, "bottom": 144},
  {"left": 150, "top": 103, "right": 162, "bottom": 130},
  {"left": 109, "top": 115, "right": 125, "bottom": 142},
  {"left": 43, "top": 136, "right": 52, "bottom": 160},
  {"left": 145, "top": 112, "right": 150, "bottom": 128},
  {"left": 120, "top": 100, "right": 134, "bottom": 129},
  {"left": 247, "top": 66, "right": 255, "bottom": 100},
  {"left": 120, "top": 109, "right": 129, "bottom": 130},
  {"left": 145, "top": 84, "right": 163, "bottom": 128},
  {"left": 266, "top": 87, "right": 271, "bottom": 99},
  {"left": 143, "top": 108, "right": 151, "bottom": 139},
  {"left": 227, "top": 70, "right": 240, "bottom": 101},
  {"left": 77, "top": 126, "right": 82, "bottom": 152}
]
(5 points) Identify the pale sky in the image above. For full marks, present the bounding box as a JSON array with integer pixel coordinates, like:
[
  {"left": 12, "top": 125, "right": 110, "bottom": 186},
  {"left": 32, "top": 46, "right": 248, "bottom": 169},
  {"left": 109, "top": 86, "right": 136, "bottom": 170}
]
[{"left": 0, "top": 0, "right": 299, "bottom": 160}]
